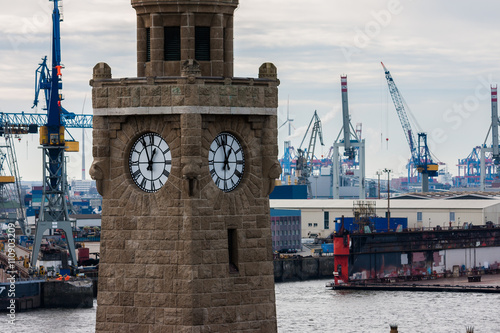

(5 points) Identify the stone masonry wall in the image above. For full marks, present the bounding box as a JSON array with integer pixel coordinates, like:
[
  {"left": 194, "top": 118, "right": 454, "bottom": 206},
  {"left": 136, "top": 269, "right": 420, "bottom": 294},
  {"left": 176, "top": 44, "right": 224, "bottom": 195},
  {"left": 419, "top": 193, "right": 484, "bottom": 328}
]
[
  {"left": 90, "top": 77, "right": 278, "bottom": 111},
  {"left": 91, "top": 64, "right": 281, "bottom": 331}
]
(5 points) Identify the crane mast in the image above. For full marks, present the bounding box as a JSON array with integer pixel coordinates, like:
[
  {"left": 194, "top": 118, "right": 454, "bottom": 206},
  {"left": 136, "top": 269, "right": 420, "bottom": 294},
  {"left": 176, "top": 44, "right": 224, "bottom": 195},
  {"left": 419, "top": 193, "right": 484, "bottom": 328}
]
[
  {"left": 341, "top": 75, "right": 356, "bottom": 159},
  {"left": 381, "top": 62, "right": 438, "bottom": 192},
  {"left": 491, "top": 85, "right": 499, "bottom": 162}
]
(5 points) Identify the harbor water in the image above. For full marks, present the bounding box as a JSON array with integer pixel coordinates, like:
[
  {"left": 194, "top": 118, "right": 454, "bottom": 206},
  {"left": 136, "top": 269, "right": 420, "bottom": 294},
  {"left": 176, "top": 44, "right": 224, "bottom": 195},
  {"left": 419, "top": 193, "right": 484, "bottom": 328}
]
[{"left": 5, "top": 279, "right": 500, "bottom": 332}]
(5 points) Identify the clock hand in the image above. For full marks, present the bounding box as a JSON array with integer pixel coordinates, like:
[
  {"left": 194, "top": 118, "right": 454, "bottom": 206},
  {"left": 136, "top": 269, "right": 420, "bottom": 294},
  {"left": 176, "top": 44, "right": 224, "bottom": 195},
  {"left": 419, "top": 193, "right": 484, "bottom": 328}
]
[
  {"left": 222, "top": 145, "right": 229, "bottom": 170},
  {"left": 148, "top": 148, "right": 157, "bottom": 171},
  {"left": 226, "top": 149, "right": 232, "bottom": 170},
  {"left": 142, "top": 137, "right": 151, "bottom": 162}
]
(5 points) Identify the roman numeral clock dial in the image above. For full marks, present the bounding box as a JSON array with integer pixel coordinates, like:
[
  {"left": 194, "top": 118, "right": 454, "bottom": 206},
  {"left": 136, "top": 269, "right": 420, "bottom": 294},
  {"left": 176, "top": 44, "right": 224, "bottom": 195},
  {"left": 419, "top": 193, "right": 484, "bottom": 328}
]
[
  {"left": 208, "top": 132, "right": 245, "bottom": 192},
  {"left": 129, "top": 132, "right": 172, "bottom": 193}
]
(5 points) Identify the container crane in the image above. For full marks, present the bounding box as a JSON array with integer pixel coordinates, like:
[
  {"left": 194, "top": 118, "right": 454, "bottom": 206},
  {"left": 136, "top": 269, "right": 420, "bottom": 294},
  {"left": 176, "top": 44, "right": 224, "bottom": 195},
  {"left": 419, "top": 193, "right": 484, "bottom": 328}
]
[
  {"left": 296, "top": 110, "right": 324, "bottom": 197},
  {"left": 381, "top": 62, "right": 438, "bottom": 192},
  {"left": 480, "top": 85, "right": 499, "bottom": 190},
  {"left": 332, "top": 75, "right": 366, "bottom": 199}
]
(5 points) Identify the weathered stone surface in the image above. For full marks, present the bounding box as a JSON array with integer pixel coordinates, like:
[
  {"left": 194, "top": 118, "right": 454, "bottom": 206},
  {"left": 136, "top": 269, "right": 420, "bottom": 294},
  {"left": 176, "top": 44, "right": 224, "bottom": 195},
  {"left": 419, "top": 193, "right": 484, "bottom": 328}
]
[
  {"left": 95, "top": 1, "right": 279, "bottom": 332},
  {"left": 91, "top": 78, "right": 278, "bottom": 112}
]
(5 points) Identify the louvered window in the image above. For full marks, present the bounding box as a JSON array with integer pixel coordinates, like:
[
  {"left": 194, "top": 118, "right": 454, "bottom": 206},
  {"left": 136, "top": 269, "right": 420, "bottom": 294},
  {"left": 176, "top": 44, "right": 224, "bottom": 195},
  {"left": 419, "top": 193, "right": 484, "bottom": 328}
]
[
  {"left": 195, "top": 26, "right": 210, "bottom": 61},
  {"left": 164, "top": 27, "right": 180, "bottom": 61},
  {"left": 146, "top": 28, "right": 151, "bottom": 62}
]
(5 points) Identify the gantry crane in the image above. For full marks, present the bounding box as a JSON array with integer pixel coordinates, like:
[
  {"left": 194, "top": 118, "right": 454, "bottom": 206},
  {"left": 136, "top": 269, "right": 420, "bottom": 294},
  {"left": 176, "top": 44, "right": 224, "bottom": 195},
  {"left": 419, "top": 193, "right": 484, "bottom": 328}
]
[
  {"left": 296, "top": 110, "right": 324, "bottom": 197},
  {"left": 332, "top": 75, "right": 366, "bottom": 199},
  {"left": 1, "top": 0, "right": 92, "bottom": 270},
  {"left": 480, "top": 85, "right": 499, "bottom": 190},
  {"left": 381, "top": 62, "right": 438, "bottom": 192}
]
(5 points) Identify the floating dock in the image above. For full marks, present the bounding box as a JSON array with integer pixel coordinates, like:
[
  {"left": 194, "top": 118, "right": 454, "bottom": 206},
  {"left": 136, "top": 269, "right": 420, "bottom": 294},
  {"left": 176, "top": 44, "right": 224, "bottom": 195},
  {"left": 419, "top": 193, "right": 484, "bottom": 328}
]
[{"left": 328, "top": 274, "right": 500, "bottom": 293}]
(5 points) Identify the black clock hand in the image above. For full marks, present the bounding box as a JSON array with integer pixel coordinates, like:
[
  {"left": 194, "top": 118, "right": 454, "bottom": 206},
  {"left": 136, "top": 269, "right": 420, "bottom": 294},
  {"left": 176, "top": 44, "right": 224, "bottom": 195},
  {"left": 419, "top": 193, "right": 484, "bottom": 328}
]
[
  {"left": 222, "top": 144, "right": 229, "bottom": 170},
  {"left": 148, "top": 148, "right": 157, "bottom": 171},
  {"left": 142, "top": 138, "right": 151, "bottom": 162},
  {"left": 226, "top": 149, "right": 232, "bottom": 170}
]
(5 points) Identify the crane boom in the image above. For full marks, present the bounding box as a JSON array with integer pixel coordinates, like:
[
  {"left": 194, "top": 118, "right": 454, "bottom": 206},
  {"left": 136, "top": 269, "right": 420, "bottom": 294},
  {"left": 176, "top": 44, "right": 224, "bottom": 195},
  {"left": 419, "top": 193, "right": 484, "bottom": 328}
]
[
  {"left": 381, "top": 62, "right": 418, "bottom": 163},
  {"left": 0, "top": 112, "right": 92, "bottom": 130}
]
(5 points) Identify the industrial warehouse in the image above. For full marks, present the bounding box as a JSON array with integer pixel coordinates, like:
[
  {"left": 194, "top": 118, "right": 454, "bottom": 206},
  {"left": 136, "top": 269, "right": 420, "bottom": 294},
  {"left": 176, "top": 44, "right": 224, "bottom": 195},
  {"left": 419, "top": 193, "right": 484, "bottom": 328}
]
[{"left": 271, "top": 192, "right": 500, "bottom": 243}]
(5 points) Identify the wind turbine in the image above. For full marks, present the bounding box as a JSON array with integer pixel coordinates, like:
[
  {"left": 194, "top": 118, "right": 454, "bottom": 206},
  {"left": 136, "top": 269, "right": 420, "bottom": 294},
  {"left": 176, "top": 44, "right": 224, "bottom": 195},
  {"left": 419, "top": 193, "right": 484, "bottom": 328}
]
[{"left": 279, "top": 96, "right": 294, "bottom": 136}]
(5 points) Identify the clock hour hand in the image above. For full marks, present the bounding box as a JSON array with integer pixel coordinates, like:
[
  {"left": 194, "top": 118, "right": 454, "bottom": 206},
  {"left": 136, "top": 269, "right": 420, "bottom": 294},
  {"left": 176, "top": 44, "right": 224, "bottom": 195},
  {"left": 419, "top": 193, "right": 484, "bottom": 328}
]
[
  {"left": 226, "top": 149, "right": 232, "bottom": 170},
  {"left": 222, "top": 145, "right": 229, "bottom": 170}
]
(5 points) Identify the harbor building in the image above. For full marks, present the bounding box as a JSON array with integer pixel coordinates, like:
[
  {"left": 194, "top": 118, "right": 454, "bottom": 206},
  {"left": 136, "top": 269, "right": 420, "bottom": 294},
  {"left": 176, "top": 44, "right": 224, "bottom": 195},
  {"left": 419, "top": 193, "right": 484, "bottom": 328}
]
[
  {"left": 271, "top": 195, "right": 500, "bottom": 239},
  {"left": 270, "top": 209, "right": 301, "bottom": 252}
]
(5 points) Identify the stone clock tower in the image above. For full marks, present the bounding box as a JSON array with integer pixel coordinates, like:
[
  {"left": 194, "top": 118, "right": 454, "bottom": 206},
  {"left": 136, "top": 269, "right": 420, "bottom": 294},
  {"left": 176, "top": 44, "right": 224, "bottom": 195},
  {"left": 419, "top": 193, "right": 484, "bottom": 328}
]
[{"left": 90, "top": 1, "right": 281, "bottom": 332}]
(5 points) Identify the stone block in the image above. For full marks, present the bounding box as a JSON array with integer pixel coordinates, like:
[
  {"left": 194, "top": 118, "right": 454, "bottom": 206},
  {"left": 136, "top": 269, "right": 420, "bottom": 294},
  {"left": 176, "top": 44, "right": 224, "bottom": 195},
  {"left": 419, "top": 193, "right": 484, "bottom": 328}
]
[
  {"left": 128, "top": 324, "right": 150, "bottom": 333},
  {"left": 95, "top": 98, "right": 109, "bottom": 109},
  {"left": 124, "top": 306, "right": 138, "bottom": 323},
  {"left": 245, "top": 229, "right": 262, "bottom": 239},
  {"left": 163, "top": 308, "right": 181, "bottom": 326},
  {"left": 99, "top": 291, "right": 120, "bottom": 305},
  {"left": 150, "top": 293, "right": 168, "bottom": 308},
  {"left": 134, "top": 293, "right": 152, "bottom": 307},
  {"left": 138, "top": 307, "right": 156, "bottom": 324}
]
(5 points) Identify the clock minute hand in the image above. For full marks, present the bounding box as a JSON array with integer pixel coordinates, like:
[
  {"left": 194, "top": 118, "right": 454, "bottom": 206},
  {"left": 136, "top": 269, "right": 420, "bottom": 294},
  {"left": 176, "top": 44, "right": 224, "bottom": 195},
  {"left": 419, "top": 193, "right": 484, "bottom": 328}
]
[
  {"left": 226, "top": 149, "right": 232, "bottom": 170},
  {"left": 142, "top": 138, "right": 151, "bottom": 161},
  {"left": 222, "top": 145, "right": 229, "bottom": 170},
  {"left": 148, "top": 148, "right": 157, "bottom": 172},
  {"left": 143, "top": 138, "right": 154, "bottom": 171}
]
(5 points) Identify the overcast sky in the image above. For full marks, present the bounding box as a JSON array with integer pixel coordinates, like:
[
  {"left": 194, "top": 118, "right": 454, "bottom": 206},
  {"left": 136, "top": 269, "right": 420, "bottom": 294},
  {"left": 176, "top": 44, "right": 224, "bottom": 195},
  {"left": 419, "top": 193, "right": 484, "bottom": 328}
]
[{"left": 1, "top": 0, "right": 499, "bottom": 182}]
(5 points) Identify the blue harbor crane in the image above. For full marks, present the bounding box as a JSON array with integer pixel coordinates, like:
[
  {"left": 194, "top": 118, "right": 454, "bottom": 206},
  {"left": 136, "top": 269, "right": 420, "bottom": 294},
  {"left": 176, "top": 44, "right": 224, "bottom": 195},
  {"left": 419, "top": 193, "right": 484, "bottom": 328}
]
[
  {"left": 25, "top": 0, "right": 83, "bottom": 271},
  {"left": 381, "top": 62, "right": 438, "bottom": 193}
]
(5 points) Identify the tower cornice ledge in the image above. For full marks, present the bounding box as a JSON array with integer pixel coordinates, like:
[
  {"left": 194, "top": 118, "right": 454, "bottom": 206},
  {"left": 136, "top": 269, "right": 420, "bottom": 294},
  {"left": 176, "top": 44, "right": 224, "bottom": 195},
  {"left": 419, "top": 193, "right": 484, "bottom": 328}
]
[
  {"left": 90, "top": 76, "right": 279, "bottom": 111},
  {"left": 93, "top": 106, "right": 277, "bottom": 117},
  {"left": 131, "top": 0, "right": 238, "bottom": 15}
]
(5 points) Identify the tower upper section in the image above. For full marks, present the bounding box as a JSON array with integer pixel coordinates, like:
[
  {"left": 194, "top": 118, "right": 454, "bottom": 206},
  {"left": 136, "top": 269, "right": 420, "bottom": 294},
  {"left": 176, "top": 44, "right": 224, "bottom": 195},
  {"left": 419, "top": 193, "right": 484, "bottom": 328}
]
[{"left": 132, "top": 0, "right": 239, "bottom": 77}]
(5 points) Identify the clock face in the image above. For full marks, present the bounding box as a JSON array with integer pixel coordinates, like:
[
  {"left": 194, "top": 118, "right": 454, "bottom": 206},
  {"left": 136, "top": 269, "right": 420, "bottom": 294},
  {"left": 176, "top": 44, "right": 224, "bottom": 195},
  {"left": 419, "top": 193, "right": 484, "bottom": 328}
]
[
  {"left": 129, "top": 132, "right": 171, "bottom": 193},
  {"left": 208, "top": 132, "right": 245, "bottom": 192}
]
